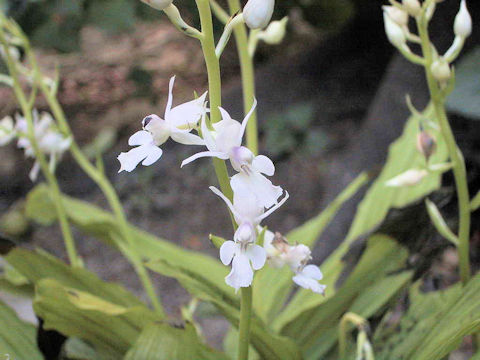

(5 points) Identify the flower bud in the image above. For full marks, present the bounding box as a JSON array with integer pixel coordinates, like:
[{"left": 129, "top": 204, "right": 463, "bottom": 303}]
[
  {"left": 386, "top": 169, "right": 428, "bottom": 187},
  {"left": 383, "top": 11, "right": 407, "bottom": 48},
  {"left": 383, "top": 6, "right": 409, "bottom": 27},
  {"left": 140, "top": 0, "right": 173, "bottom": 11},
  {"left": 257, "top": 17, "right": 288, "bottom": 45},
  {"left": 416, "top": 131, "right": 436, "bottom": 160},
  {"left": 402, "top": 0, "right": 421, "bottom": 17},
  {"left": 243, "top": 0, "right": 275, "bottom": 29},
  {"left": 454, "top": 0, "right": 472, "bottom": 39},
  {"left": 431, "top": 59, "right": 451, "bottom": 82}
]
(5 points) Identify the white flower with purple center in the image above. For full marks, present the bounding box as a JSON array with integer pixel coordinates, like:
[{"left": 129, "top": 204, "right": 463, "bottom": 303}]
[{"left": 118, "top": 76, "right": 207, "bottom": 172}]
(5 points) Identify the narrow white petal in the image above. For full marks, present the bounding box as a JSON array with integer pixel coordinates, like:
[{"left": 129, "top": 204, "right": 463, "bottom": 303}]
[
  {"left": 218, "top": 107, "right": 233, "bottom": 122},
  {"left": 225, "top": 253, "right": 253, "bottom": 289},
  {"left": 181, "top": 150, "right": 228, "bottom": 167},
  {"left": 129, "top": 130, "right": 153, "bottom": 146},
  {"left": 170, "top": 130, "right": 205, "bottom": 146},
  {"left": 238, "top": 98, "right": 257, "bottom": 145},
  {"left": 201, "top": 113, "right": 217, "bottom": 152},
  {"left": 292, "top": 274, "right": 326, "bottom": 294},
  {"left": 141, "top": 146, "right": 163, "bottom": 166},
  {"left": 247, "top": 244, "right": 267, "bottom": 270},
  {"left": 168, "top": 91, "right": 207, "bottom": 128},
  {"left": 219, "top": 240, "right": 236, "bottom": 265},
  {"left": 164, "top": 75, "right": 176, "bottom": 117},
  {"left": 256, "top": 190, "right": 289, "bottom": 222},
  {"left": 252, "top": 154, "right": 275, "bottom": 176},
  {"left": 302, "top": 264, "right": 323, "bottom": 280},
  {"left": 209, "top": 186, "right": 243, "bottom": 220},
  {"left": 29, "top": 161, "right": 41, "bottom": 182}
]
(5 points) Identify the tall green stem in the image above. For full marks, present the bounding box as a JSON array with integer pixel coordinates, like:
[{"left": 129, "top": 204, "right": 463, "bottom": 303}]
[
  {"left": 14, "top": 30, "right": 164, "bottom": 313},
  {"left": 0, "top": 29, "right": 81, "bottom": 268},
  {"left": 417, "top": 16, "right": 471, "bottom": 284},
  {"left": 226, "top": 0, "right": 258, "bottom": 155},
  {"left": 196, "top": 1, "right": 252, "bottom": 358}
]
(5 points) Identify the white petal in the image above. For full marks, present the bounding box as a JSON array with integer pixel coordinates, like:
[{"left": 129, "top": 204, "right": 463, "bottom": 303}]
[
  {"left": 167, "top": 91, "right": 207, "bottom": 128},
  {"left": 252, "top": 155, "right": 275, "bottom": 176},
  {"left": 118, "top": 144, "right": 157, "bottom": 172},
  {"left": 215, "top": 121, "right": 242, "bottom": 152},
  {"left": 246, "top": 244, "right": 266, "bottom": 270},
  {"left": 129, "top": 130, "right": 153, "bottom": 146},
  {"left": 302, "top": 264, "right": 323, "bottom": 280},
  {"left": 292, "top": 273, "right": 326, "bottom": 294},
  {"left": 181, "top": 150, "right": 229, "bottom": 167},
  {"left": 200, "top": 113, "right": 217, "bottom": 152},
  {"left": 256, "top": 190, "right": 289, "bottom": 223},
  {"left": 141, "top": 146, "right": 163, "bottom": 166},
  {"left": 225, "top": 253, "right": 253, "bottom": 289},
  {"left": 238, "top": 98, "right": 257, "bottom": 145},
  {"left": 231, "top": 172, "right": 283, "bottom": 209},
  {"left": 232, "top": 185, "right": 264, "bottom": 223},
  {"left": 209, "top": 186, "right": 243, "bottom": 220},
  {"left": 170, "top": 130, "right": 205, "bottom": 146},
  {"left": 164, "top": 75, "right": 176, "bottom": 116},
  {"left": 219, "top": 240, "right": 237, "bottom": 265},
  {"left": 218, "top": 107, "right": 233, "bottom": 122},
  {"left": 29, "top": 161, "right": 41, "bottom": 182}
]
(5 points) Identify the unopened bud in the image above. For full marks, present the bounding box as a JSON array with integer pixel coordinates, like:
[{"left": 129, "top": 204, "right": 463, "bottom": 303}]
[
  {"left": 140, "top": 0, "right": 173, "bottom": 11},
  {"left": 243, "top": 0, "right": 275, "bottom": 29},
  {"left": 402, "top": 0, "right": 421, "bottom": 17},
  {"left": 257, "top": 17, "right": 288, "bottom": 45},
  {"left": 431, "top": 59, "right": 451, "bottom": 82},
  {"left": 383, "top": 11, "right": 407, "bottom": 48},
  {"left": 416, "top": 131, "right": 436, "bottom": 160},
  {"left": 386, "top": 169, "right": 428, "bottom": 187},
  {"left": 454, "top": 0, "right": 472, "bottom": 39},
  {"left": 383, "top": 6, "right": 409, "bottom": 27}
]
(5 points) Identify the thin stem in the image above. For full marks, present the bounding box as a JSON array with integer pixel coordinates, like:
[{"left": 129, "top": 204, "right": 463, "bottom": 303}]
[
  {"left": 238, "top": 286, "right": 252, "bottom": 360},
  {"left": 416, "top": 15, "right": 471, "bottom": 284},
  {"left": 226, "top": 0, "right": 258, "bottom": 154},
  {"left": 18, "top": 31, "right": 164, "bottom": 313},
  {"left": 0, "top": 29, "right": 81, "bottom": 267},
  {"left": 196, "top": 0, "right": 233, "bottom": 200}
]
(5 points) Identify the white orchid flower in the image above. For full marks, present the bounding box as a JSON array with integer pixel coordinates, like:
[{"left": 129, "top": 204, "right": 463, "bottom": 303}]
[
  {"left": 292, "top": 265, "right": 326, "bottom": 295},
  {"left": 118, "top": 76, "right": 207, "bottom": 172},
  {"left": 220, "top": 240, "right": 266, "bottom": 290},
  {"left": 15, "top": 111, "right": 71, "bottom": 181},
  {"left": 0, "top": 116, "right": 15, "bottom": 146},
  {"left": 183, "top": 101, "right": 283, "bottom": 208},
  {"left": 209, "top": 185, "right": 289, "bottom": 243}
]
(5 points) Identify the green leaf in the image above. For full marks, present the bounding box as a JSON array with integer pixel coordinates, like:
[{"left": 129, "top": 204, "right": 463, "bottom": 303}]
[
  {"left": 34, "top": 279, "right": 162, "bottom": 359},
  {"left": 447, "top": 47, "right": 480, "bottom": 120},
  {"left": 410, "top": 274, "right": 480, "bottom": 359},
  {"left": 124, "top": 321, "right": 228, "bottom": 360},
  {"left": 145, "top": 259, "right": 302, "bottom": 360},
  {"left": 278, "top": 235, "right": 409, "bottom": 358},
  {"left": 345, "top": 105, "right": 448, "bottom": 243},
  {"left": 5, "top": 248, "right": 143, "bottom": 308},
  {"left": 253, "top": 172, "right": 368, "bottom": 322},
  {"left": 0, "top": 299, "right": 43, "bottom": 360},
  {"left": 25, "top": 184, "right": 232, "bottom": 296},
  {"left": 425, "top": 198, "right": 458, "bottom": 245}
]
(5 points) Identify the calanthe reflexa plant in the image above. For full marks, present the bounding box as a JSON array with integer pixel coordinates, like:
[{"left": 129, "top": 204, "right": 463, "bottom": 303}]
[{"left": 0, "top": 0, "right": 479, "bottom": 359}]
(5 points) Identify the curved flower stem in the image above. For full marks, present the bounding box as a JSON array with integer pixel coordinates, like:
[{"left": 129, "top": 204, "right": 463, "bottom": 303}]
[
  {"left": 226, "top": 0, "right": 258, "bottom": 155},
  {"left": 416, "top": 15, "right": 471, "bottom": 284},
  {"left": 0, "top": 29, "right": 81, "bottom": 268},
  {"left": 11, "top": 28, "right": 164, "bottom": 314}
]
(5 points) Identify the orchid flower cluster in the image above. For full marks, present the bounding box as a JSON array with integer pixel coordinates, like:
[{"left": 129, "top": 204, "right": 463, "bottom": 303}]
[
  {"left": 0, "top": 111, "right": 70, "bottom": 181},
  {"left": 118, "top": 76, "right": 325, "bottom": 293}
]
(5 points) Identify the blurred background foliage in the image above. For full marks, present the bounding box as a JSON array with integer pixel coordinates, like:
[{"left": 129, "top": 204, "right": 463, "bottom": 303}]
[{"left": 0, "top": 0, "right": 358, "bottom": 52}]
